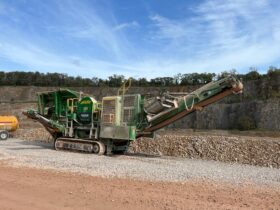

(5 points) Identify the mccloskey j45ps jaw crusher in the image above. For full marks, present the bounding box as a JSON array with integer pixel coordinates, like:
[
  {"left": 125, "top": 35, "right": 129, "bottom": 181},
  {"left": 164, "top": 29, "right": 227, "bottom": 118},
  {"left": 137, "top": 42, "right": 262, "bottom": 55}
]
[{"left": 23, "top": 76, "right": 243, "bottom": 155}]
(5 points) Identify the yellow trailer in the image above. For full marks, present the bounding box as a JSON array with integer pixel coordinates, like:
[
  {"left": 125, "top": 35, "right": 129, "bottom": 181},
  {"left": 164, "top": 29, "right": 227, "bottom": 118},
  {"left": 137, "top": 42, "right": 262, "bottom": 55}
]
[{"left": 0, "top": 116, "right": 19, "bottom": 140}]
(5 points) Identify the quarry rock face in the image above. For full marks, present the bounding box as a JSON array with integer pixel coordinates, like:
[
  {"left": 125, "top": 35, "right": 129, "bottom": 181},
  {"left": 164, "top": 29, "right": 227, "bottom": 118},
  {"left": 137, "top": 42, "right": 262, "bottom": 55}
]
[
  {"left": 170, "top": 99, "right": 280, "bottom": 131},
  {"left": 0, "top": 76, "right": 279, "bottom": 131}
]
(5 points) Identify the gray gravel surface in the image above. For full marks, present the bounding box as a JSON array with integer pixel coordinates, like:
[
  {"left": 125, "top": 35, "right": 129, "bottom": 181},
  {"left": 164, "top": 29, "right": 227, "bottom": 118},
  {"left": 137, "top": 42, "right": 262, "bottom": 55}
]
[{"left": 1, "top": 139, "right": 280, "bottom": 186}]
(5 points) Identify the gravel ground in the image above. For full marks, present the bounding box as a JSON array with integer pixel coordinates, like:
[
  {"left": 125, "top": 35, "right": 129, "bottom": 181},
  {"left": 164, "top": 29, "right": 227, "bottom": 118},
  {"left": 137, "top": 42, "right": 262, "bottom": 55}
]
[{"left": 1, "top": 138, "right": 280, "bottom": 186}]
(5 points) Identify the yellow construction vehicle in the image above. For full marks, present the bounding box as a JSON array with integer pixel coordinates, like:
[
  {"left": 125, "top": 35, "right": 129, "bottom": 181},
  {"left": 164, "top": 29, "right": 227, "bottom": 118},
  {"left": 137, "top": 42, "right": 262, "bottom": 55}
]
[{"left": 0, "top": 116, "right": 19, "bottom": 140}]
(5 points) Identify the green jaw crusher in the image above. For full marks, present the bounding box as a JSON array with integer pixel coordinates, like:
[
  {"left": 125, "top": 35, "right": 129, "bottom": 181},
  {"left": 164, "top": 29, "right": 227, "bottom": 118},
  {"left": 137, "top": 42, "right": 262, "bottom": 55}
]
[{"left": 23, "top": 76, "right": 243, "bottom": 155}]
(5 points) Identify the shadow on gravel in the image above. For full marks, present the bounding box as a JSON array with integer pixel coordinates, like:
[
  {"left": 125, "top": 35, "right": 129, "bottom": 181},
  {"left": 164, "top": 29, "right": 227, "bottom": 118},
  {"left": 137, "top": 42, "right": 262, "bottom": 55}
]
[
  {"left": 122, "top": 152, "right": 161, "bottom": 158},
  {"left": 16, "top": 140, "right": 53, "bottom": 149},
  {"left": 7, "top": 147, "right": 50, "bottom": 150}
]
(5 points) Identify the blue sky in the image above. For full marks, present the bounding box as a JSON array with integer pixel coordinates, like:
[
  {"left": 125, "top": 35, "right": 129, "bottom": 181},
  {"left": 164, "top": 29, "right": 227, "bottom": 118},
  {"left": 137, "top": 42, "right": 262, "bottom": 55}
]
[{"left": 0, "top": 0, "right": 280, "bottom": 78}]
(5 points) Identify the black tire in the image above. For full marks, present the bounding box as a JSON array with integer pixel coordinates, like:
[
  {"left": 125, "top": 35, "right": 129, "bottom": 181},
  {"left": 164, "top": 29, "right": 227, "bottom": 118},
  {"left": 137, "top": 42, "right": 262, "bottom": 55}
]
[{"left": 0, "top": 131, "right": 9, "bottom": 140}]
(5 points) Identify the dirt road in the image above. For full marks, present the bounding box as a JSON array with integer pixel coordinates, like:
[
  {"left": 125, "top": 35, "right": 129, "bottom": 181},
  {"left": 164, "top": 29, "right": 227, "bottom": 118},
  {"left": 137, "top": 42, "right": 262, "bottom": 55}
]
[{"left": 0, "top": 162, "right": 279, "bottom": 210}]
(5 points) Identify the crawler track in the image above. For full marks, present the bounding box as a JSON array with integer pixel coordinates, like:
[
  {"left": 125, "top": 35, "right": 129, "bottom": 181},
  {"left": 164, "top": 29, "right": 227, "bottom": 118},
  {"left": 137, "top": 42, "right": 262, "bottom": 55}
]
[{"left": 55, "top": 138, "right": 105, "bottom": 155}]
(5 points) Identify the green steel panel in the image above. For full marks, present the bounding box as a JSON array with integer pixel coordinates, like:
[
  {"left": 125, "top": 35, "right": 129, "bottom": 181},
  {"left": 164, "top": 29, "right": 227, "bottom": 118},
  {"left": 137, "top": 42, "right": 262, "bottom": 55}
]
[{"left": 100, "top": 125, "right": 136, "bottom": 140}]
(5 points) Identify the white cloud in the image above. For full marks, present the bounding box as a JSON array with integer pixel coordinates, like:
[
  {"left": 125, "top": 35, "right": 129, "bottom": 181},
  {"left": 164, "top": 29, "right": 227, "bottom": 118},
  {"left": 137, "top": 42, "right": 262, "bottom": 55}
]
[
  {"left": 149, "top": 0, "right": 280, "bottom": 73},
  {"left": 149, "top": 15, "right": 189, "bottom": 39},
  {"left": 114, "top": 21, "right": 139, "bottom": 31},
  {"left": 0, "top": 0, "right": 139, "bottom": 78},
  {"left": 52, "top": 0, "right": 129, "bottom": 59},
  {"left": 0, "top": 39, "right": 142, "bottom": 78}
]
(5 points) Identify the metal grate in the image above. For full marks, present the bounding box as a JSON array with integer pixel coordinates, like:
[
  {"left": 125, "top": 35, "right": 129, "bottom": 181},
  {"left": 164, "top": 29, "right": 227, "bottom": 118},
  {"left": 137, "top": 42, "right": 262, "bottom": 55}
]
[
  {"left": 123, "top": 109, "right": 134, "bottom": 123},
  {"left": 102, "top": 99, "right": 116, "bottom": 124},
  {"left": 124, "top": 95, "right": 135, "bottom": 107},
  {"left": 122, "top": 95, "right": 136, "bottom": 124}
]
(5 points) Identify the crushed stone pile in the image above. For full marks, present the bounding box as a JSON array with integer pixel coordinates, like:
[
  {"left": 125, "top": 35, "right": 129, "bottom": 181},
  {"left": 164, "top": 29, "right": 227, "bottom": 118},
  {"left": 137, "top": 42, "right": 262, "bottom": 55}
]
[
  {"left": 130, "top": 131, "right": 280, "bottom": 168},
  {"left": 14, "top": 128, "right": 52, "bottom": 142}
]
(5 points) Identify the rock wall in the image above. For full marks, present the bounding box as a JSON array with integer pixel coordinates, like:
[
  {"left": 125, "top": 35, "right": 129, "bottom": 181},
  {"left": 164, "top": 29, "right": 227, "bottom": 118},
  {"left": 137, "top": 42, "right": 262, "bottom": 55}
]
[
  {"left": 170, "top": 99, "right": 280, "bottom": 131},
  {"left": 0, "top": 77, "right": 279, "bottom": 131}
]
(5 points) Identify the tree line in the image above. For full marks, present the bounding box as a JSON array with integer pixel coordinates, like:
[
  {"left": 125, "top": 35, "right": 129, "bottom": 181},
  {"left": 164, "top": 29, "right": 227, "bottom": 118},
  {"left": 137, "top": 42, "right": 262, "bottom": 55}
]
[{"left": 0, "top": 67, "right": 279, "bottom": 87}]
